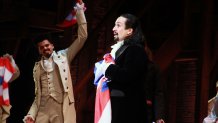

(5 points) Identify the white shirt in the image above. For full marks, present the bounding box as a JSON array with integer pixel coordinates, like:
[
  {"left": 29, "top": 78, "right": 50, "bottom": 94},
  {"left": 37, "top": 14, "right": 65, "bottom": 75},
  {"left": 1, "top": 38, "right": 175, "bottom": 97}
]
[
  {"left": 110, "top": 40, "right": 124, "bottom": 59},
  {"left": 41, "top": 52, "right": 54, "bottom": 72},
  {"left": 102, "top": 41, "right": 124, "bottom": 75}
]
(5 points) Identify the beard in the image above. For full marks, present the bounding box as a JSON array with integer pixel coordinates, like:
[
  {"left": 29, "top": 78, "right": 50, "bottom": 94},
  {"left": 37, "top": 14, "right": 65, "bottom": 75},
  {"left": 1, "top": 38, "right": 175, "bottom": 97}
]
[
  {"left": 44, "top": 54, "right": 52, "bottom": 58},
  {"left": 42, "top": 50, "right": 52, "bottom": 58},
  {"left": 113, "top": 35, "right": 119, "bottom": 42}
]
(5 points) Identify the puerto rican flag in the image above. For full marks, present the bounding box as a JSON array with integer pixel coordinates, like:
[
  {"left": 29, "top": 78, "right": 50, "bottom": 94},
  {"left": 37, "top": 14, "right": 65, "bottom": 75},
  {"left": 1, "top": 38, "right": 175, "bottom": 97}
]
[
  {"left": 0, "top": 57, "right": 15, "bottom": 106},
  {"left": 57, "top": 10, "right": 77, "bottom": 28},
  {"left": 94, "top": 54, "right": 114, "bottom": 123},
  {"left": 57, "top": 0, "right": 86, "bottom": 28}
]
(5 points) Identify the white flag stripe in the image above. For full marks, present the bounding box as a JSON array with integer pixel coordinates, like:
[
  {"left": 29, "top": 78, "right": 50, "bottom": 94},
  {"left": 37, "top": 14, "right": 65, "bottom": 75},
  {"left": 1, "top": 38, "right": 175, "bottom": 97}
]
[
  {"left": 98, "top": 100, "right": 112, "bottom": 123},
  {"left": 0, "top": 67, "right": 4, "bottom": 76},
  {"left": 3, "top": 88, "right": 9, "bottom": 99},
  {"left": 4, "top": 68, "right": 13, "bottom": 82}
]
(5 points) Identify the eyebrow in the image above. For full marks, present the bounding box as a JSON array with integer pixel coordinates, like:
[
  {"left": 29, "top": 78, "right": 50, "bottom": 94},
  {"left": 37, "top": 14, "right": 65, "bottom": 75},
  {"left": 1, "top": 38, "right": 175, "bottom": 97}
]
[{"left": 116, "top": 21, "right": 123, "bottom": 25}]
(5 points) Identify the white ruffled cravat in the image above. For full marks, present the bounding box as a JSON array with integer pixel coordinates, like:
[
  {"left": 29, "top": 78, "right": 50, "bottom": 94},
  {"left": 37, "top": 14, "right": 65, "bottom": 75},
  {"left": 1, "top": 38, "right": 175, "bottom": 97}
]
[
  {"left": 110, "top": 40, "right": 124, "bottom": 59},
  {"left": 42, "top": 59, "right": 53, "bottom": 72},
  {"left": 41, "top": 53, "right": 54, "bottom": 72}
]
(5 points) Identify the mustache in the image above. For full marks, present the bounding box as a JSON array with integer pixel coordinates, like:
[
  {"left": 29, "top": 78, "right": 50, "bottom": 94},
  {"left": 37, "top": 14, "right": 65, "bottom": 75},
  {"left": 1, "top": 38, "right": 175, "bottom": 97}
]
[
  {"left": 43, "top": 49, "right": 50, "bottom": 52},
  {"left": 42, "top": 50, "right": 51, "bottom": 54}
]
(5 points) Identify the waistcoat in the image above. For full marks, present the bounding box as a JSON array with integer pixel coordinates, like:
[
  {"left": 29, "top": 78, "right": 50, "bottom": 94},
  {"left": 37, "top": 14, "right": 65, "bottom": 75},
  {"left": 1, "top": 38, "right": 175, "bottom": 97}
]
[{"left": 40, "top": 64, "right": 64, "bottom": 105}]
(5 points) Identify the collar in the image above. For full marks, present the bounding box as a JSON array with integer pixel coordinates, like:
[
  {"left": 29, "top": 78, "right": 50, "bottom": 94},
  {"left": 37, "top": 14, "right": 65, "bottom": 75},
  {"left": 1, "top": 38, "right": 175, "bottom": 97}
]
[
  {"left": 111, "top": 40, "right": 124, "bottom": 49},
  {"left": 110, "top": 41, "right": 124, "bottom": 59}
]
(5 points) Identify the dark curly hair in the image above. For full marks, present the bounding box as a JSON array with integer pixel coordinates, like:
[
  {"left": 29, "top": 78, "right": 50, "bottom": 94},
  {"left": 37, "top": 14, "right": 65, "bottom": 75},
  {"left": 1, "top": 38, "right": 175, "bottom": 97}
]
[
  {"left": 120, "top": 13, "right": 146, "bottom": 47},
  {"left": 32, "top": 33, "right": 53, "bottom": 47}
]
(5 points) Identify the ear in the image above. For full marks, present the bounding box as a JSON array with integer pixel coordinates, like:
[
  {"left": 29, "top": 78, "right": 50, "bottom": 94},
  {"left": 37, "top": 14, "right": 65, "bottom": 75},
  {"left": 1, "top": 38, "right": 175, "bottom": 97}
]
[
  {"left": 51, "top": 44, "right": 54, "bottom": 50},
  {"left": 127, "top": 28, "right": 133, "bottom": 36}
]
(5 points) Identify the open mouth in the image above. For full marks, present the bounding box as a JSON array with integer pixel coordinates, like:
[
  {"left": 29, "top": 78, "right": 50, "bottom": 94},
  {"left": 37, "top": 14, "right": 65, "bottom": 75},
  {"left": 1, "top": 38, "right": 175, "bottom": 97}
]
[
  {"left": 113, "top": 33, "right": 118, "bottom": 38},
  {"left": 44, "top": 50, "right": 50, "bottom": 53}
]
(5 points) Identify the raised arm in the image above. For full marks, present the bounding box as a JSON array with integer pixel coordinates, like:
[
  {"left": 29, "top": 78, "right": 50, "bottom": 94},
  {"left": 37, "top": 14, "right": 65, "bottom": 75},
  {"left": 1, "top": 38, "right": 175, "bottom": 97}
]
[{"left": 67, "top": 2, "right": 88, "bottom": 62}]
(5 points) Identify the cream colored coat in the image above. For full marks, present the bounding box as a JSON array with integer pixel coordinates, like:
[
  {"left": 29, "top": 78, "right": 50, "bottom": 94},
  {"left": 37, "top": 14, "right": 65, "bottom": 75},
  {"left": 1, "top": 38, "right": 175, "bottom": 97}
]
[{"left": 26, "top": 9, "right": 87, "bottom": 123}]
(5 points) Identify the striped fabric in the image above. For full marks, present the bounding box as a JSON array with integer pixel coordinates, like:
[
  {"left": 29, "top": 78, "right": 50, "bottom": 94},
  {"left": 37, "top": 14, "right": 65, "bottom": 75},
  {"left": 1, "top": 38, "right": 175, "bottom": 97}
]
[
  {"left": 57, "top": 0, "right": 86, "bottom": 28},
  {"left": 0, "top": 57, "right": 15, "bottom": 106},
  {"left": 57, "top": 10, "right": 77, "bottom": 28},
  {"left": 94, "top": 53, "right": 114, "bottom": 123}
]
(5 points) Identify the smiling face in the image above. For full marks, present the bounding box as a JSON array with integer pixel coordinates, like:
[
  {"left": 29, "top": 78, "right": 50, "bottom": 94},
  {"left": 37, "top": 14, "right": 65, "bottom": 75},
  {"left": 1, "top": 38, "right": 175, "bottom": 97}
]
[
  {"left": 37, "top": 39, "right": 54, "bottom": 58},
  {"left": 112, "top": 16, "right": 133, "bottom": 42}
]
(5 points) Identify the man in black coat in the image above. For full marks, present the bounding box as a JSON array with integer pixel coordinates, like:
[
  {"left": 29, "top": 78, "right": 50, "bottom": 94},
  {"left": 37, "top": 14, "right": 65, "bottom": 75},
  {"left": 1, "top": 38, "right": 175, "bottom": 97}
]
[{"left": 103, "top": 13, "right": 148, "bottom": 123}]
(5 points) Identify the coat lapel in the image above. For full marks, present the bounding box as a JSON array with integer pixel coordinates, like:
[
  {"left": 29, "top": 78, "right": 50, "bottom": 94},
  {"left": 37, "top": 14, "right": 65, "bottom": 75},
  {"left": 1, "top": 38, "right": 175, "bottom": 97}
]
[{"left": 115, "top": 45, "right": 129, "bottom": 60}]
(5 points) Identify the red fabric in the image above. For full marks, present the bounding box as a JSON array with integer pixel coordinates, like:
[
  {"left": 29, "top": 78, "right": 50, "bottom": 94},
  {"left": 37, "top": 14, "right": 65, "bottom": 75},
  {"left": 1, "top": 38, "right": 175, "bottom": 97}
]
[{"left": 0, "top": 57, "right": 15, "bottom": 106}]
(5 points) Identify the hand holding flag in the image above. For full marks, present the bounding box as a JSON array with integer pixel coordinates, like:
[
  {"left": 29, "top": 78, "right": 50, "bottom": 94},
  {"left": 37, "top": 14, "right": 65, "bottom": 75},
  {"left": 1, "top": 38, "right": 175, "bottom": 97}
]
[
  {"left": 74, "top": 2, "right": 86, "bottom": 11},
  {"left": 57, "top": 0, "right": 86, "bottom": 28},
  {"left": 103, "top": 53, "right": 114, "bottom": 64}
]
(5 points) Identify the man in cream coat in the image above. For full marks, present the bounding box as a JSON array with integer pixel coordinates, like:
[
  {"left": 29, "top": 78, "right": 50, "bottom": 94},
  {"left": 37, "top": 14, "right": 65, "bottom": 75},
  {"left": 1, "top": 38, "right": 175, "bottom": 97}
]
[{"left": 23, "top": 2, "right": 87, "bottom": 123}]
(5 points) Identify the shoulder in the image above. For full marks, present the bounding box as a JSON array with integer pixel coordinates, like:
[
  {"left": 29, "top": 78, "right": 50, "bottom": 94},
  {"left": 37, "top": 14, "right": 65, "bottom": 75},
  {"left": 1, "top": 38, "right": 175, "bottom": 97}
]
[
  {"left": 126, "top": 44, "right": 145, "bottom": 52},
  {"left": 124, "top": 44, "right": 147, "bottom": 56},
  {"left": 55, "top": 50, "right": 68, "bottom": 58}
]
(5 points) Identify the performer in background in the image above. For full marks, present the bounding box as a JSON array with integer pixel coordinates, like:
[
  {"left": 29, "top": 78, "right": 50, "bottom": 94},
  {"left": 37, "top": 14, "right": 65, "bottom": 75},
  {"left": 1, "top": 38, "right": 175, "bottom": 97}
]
[
  {"left": 144, "top": 45, "right": 165, "bottom": 123},
  {"left": 23, "top": 1, "right": 87, "bottom": 123},
  {"left": 203, "top": 81, "right": 218, "bottom": 123},
  {"left": 0, "top": 53, "right": 20, "bottom": 123}
]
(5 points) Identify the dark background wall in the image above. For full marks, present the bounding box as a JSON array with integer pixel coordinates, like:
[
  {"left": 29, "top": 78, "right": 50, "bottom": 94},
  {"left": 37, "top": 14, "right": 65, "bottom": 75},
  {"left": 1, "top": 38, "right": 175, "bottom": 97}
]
[{"left": 0, "top": 0, "right": 217, "bottom": 123}]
